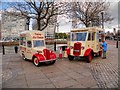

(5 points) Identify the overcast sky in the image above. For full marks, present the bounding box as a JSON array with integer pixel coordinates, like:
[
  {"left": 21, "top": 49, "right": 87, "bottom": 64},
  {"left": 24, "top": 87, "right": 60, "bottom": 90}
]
[
  {"left": 58, "top": 2, "right": 119, "bottom": 33},
  {"left": 104, "top": 2, "right": 118, "bottom": 30},
  {"left": 0, "top": 1, "right": 119, "bottom": 33}
]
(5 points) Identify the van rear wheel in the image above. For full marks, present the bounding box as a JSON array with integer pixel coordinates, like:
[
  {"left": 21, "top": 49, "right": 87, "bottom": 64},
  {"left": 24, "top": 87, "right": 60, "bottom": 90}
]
[
  {"left": 50, "top": 60, "right": 56, "bottom": 64},
  {"left": 33, "top": 57, "right": 40, "bottom": 67},
  {"left": 68, "top": 55, "right": 74, "bottom": 61},
  {"left": 99, "top": 51, "right": 102, "bottom": 56},
  {"left": 22, "top": 54, "right": 27, "bottom": 60}
]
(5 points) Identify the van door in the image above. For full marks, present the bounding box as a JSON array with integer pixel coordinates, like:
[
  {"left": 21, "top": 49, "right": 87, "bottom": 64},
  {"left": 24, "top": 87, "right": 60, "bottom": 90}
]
[
  {"left": 86, "top": 32, "right": 95, "bottom": 52},
  {"left": 25, "top": 40, "right": 33, "bottom": 60},
  {"left": 91, "top": 32, "right": 96, "bottom": 51},
  {"left": 20, "top": 36, "right": 26, "bottom": 57},
  {"left": 86, "top": 32, "right": 92, "bottom": 48},
  {"left": 96, "top": 32, "right": 102, "bottom": 52}
]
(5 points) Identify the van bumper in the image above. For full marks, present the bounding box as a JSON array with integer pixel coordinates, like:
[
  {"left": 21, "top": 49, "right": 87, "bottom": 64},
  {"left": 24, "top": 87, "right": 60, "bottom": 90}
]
[
  {"left": 39, "top": 59, "right": 56, "bottom": 62},
  {"left": 69, "top": 55, "right": 86, "bottom": 59}
]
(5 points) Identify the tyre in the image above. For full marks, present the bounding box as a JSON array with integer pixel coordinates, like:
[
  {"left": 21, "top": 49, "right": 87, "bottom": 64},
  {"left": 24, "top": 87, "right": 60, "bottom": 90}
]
[
  {"left": 22, "top": 54, "right": 27, "bottom": 60},
  {"left": 68, "top": 55, "right": 74, "bottom": 60},
  {"left": 99, "top": 51, "right": 102, "bottom": 56},
  {"left": 86, "top": 53, "right": 92, "bottom": 63},
  {"left": 33, "top": 57, "right": 40, "bottom": 67}
]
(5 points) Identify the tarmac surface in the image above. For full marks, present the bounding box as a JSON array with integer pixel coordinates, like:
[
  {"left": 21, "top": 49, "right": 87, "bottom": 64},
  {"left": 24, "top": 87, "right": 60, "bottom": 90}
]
[{"left": 1, "top": 40, "right": 119, "bottom": 88}]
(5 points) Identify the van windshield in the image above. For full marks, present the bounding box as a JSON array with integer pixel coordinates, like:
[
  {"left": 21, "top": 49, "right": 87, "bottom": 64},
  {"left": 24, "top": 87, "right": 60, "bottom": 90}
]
[
  {"left": 72, "top": 32, "right": 87, "bottom": 41},
  {"left": 33, "top": 40, "right": 44, "bottom": 47}
]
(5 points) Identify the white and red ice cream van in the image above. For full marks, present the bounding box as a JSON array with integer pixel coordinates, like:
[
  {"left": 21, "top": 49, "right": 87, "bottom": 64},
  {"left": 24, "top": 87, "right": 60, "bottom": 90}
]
[
  {"left": 19, "top": 30, "right": 56, "bottom": 67},
  {"left": 65, "top": 27, "right": 104, "bottom": 63}
]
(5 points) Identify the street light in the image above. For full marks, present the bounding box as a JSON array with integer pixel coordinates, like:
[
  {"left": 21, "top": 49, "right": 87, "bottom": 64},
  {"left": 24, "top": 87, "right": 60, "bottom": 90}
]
[
  {"left": 54, "top": 22, "right": 59, "bottom": 51},
  {"left": 26, "top": 17, "right": 30, "bottom": 30},
  {"left": 116, "top": 30, "right": 120, "bottom": 48},
  {"left": 91, "top": 16, "right": 100, "bottom": 27},
  {"left": 101, "top": 12, "right": 106, "bottom": 41},
  {"left": 101, "top": 12, "right": 104, "bottom": 29}
]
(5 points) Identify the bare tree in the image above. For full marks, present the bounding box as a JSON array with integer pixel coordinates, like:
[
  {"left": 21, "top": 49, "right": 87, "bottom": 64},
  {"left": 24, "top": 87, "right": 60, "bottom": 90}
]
[
  {"left": 6, "top": 0, "right": 67, "bottom": 31},
  {"left": 66, "top": 1, "right": 113, "bottom": 27}
]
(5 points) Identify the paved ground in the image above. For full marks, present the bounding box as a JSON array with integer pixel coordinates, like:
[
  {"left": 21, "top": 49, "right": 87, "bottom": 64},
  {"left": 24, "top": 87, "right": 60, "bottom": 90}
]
[{"left": 1, "top": 40, "right": 119, "bottom": 88}]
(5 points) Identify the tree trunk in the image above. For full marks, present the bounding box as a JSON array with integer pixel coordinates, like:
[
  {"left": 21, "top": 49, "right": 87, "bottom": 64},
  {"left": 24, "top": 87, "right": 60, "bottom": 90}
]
[
  {"left": 84, "top": 22, "right": 90, "bottom": 27},
  {"left": 85, "top": 24, "right": 89, "bottom": 27},
  {"left": 84, "top": 20, "right": 91, "bottom": 27},
  {"left": 37, "top": 19, "right": 41, "bottom": 30}
]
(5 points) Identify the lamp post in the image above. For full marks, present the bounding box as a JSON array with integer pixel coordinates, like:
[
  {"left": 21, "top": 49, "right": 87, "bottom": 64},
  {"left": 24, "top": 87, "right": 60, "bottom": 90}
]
[
  {"left": 2, "top": 44, "right": 5, "bottom": 55},
  {"left": 116, "top": 30, "right": 119, "bottom": 48},
  {"left": 91, "top": 16, "right": 100, "bottom": 27},
  {"left": 101, "top": 12, "right": 105, "bottom": 41},
  {"left": 26, "top": 17, "right": 30, "bottom": 30},
  {"left": 116, "top": 37, "right": 118, "bottom": 48},
  {"left": 54, "top": 22, "right": 59, "bottom": 51},
  {"left": 101, "top": 12, "right": 104, "bottom": 29}
]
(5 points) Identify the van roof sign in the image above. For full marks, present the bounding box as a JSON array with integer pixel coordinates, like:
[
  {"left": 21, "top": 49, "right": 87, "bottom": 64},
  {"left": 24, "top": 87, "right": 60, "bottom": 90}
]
[{"left": 71, "top": 27, "right": 103, "bottom": 32}]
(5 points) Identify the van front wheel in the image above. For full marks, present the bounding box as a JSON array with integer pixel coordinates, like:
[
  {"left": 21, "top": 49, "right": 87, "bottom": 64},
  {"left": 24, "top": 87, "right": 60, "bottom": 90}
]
[
  {"left": 33, "top": 57, "right": 40, "bottom": 67},
  {"left": 87, "top": 53, "right": 92, "bottom": 63}
]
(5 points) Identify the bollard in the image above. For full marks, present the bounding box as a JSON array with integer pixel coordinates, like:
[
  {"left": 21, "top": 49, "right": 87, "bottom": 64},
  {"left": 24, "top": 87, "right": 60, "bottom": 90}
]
[
  {"left": 14, "top": 46, "right": 18, "bottom": 53},
  {"left": 54, "top": 41, "right": 56, "bottom": 51},
  {"left": 116, "top": 40, "right": 118, "bottom": 48},
  {"left": 2, "top": 45, "right": 5, "bottom": 55}
]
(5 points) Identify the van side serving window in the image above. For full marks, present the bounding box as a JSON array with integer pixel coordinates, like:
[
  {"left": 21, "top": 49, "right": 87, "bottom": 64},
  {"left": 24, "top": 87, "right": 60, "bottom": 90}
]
[
  {"left": 20, "top": 37, "right": 26, "bottom": 46},
  {"left": 33, "top": 40, "right": 44, "bottom": 47},
  {"left": 92, "top": 32, "right": 95, "bottom": 40},
  {"left": 97, "top": 32, "right": 102, "bottom": 42},
  {"left": 88, "top": 33, "right": 91, "bottom": 41},
  {"left": 96, "top": 32, "right": 99, "bottom": 40},
  {"left": 27, "top": 41, "right": 32, "bottom": 48}
]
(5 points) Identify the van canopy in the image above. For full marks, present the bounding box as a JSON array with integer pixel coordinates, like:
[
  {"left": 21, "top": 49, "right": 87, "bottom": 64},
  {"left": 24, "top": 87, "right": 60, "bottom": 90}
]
[
  {"left": 20, "top": 30, "right": 44, "bottom": 40},
  {"left": 71, "top": 27, "right": 104, "bottom": 32},
  {"left": 20, "top": 30, "right": 44, "bottom": 36}
]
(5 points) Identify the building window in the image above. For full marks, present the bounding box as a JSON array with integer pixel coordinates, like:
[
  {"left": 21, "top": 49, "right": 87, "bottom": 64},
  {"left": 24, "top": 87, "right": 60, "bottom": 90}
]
[
  {"left": 88, "top": 33, "right": 91, "bottom": 41},
  {"left": 20, "top": 37, "right": 26, "bottom": 46},
  {"left": 92, "top": 32, "right": 95, "bottom": 41}
]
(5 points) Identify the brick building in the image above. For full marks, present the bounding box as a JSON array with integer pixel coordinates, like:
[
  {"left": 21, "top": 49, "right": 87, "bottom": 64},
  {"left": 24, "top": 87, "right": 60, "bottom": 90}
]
[{"left": 1, "top": 11, "right": 27, "bottom": 41}]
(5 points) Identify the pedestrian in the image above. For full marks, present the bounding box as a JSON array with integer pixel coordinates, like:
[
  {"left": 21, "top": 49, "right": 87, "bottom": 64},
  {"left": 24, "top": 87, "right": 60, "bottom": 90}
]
[
  {"left": 101, "top": 40, "right": 107, "bottom": 59},
  {"left": 14, "top": 46, "right": 18, "bottom": 53}
]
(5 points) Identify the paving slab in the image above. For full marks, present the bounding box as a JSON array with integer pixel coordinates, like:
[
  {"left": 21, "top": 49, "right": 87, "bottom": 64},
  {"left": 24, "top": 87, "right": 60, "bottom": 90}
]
[
  {"left": 1, "top": 43, "right": 118, "bottom": 88},
  {"left": 52, "top": 79, "right": 78, "bottom": 88},
  {"left": 49, "top": 75, "right": 71, "bottom": 82},
  {"left": 27, "top": 78, "right": 51, "bottom": 87},
  {"left": 29, "top": 83, "right": 55, "bottom": 88}
]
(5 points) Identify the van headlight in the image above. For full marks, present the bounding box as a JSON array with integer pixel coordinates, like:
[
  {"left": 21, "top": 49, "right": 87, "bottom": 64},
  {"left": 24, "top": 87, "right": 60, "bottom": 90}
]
[
  {"left": 70, "top": 46, "right": 73, "bottom": 49},
  {"left": 37, "top": 50, "right": 42, "bottom": 54},
  {"left": 81, "top": 46, "right": 85, "bottom": 50}
]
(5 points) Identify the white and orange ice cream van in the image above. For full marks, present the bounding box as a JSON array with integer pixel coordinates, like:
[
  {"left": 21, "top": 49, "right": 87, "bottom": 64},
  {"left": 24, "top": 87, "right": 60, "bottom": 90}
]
[
  {"left": 65, "top": 27, "right": 104, "bottom": 63},
  {"left": 19, "top": 30, "right": 56, "bottom": 67}
]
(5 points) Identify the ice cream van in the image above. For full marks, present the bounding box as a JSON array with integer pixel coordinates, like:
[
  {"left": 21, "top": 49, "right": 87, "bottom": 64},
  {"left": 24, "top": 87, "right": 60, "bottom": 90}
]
[
  {"left": 19, "top": 30, "right": 56, "bottom": 67},
  {"left": 65, "top": 27, "right": 104, "bottom": 63}
]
